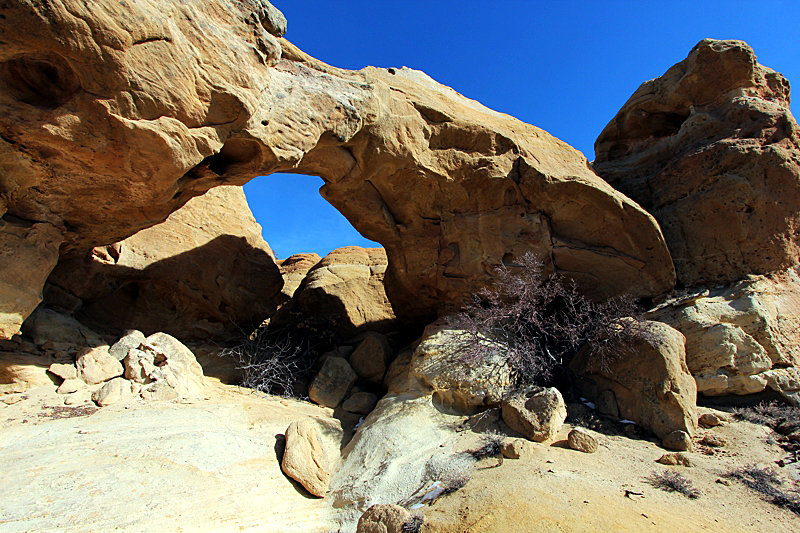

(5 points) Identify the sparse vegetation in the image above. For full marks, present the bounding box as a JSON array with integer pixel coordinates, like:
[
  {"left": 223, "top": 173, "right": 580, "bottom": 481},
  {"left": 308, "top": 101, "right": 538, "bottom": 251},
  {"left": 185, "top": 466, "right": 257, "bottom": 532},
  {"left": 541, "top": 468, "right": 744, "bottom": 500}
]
[
  {"left": 218, "top": 315, "right": 337, "bottom": 397},
  {"left": 469, "top": 431, "right": 504, "bottom": 461},
  {"left": 647, "top": 469, "right": 702, "bottom": 499},
  {"left": 453, "top": 252, "right": 648, "bottom": 387},
  {"left": 402, "top": 515, "right": 424, "bottom": 533},
  {"left": 725, "top": 464, "right": 800, "bottom": 515},
  {"left": 732, "top": 401, "right": 800, "bottom": 434}
]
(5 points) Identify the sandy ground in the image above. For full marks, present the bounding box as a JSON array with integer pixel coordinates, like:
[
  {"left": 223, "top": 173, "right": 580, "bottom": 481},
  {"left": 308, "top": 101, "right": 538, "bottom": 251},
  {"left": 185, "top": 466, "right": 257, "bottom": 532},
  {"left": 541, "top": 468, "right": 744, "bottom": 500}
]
[{"left": 2, "top": 352, "right": 798, "bottom": 533}]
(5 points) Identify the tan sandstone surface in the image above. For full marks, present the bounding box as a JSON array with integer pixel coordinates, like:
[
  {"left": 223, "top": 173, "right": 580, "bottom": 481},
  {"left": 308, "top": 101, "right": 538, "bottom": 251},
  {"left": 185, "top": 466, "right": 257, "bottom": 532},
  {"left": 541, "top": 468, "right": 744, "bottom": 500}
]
[
  {"left": 0, "top": 0, "right": 676, "bottom": 338},
  {"left": 594, "top": 39, "right": 800, "bottom": 288},
  {"left": 1, "top": 364, "right": 797, "bottom": 532}
]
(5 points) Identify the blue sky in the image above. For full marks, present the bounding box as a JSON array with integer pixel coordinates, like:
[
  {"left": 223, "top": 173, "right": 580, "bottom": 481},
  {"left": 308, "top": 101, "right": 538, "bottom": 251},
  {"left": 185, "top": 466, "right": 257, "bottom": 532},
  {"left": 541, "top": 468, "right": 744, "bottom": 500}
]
[{"left": 246, "top": 1, "right": 800, "bottom": 258}]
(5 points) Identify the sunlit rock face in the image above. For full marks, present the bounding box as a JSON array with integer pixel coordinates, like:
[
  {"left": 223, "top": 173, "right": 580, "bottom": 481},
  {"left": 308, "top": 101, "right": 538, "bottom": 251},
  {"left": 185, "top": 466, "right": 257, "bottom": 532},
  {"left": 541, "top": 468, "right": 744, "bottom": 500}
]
[
  {"left": 594, "top": 39, "right": 800, "bottom": 288},
  {"left": 0, "top": 0, "right": 675, "bottom": 337}
]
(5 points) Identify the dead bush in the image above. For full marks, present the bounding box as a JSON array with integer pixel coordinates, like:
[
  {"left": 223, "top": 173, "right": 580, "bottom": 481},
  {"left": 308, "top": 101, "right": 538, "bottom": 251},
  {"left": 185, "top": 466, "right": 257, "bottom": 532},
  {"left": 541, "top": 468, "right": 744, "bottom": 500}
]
[
  {"left": 725, "top": 464, "right": 800, "bottom": 515},
  {"left": 647, "top": 469, "right": 702, "bottom": 499},
  {"left": 732, "top": 402, "right": 800, "bottom": 435},
  {"left": 453, "top": 252, "right": 648, "bottom": 387}
]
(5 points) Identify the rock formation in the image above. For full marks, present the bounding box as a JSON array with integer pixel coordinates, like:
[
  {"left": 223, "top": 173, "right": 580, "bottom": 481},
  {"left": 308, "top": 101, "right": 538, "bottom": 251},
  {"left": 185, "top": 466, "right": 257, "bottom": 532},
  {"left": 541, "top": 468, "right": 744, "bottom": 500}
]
[
  {"left": 272, "top": 247, "right": 397, "bottom": 340},
  {"left": 594, "top": 39, "right": 800, "bottom": 288},
  {"left": 44, "top": 186, "right": 282, "bottom": 340},
  {"left": 649, "top": 266, "right": 800, "bottom": 405},
  {"left": 0, "top": 0, "right": 675, "bottom": 338},
  {"left": 274, "top": 253, "right": 322, "bottom": 307}
]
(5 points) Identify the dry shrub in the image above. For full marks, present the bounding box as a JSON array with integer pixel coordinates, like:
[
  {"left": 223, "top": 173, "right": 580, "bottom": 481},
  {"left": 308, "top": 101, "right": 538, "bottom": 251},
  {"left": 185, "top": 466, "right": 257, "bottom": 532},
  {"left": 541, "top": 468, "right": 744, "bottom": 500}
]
[
  {"left": 725, "top": 464, "right": 800, "bottom": 515},
  {"left": 470, "top": 431, "right": 504, "bottom": 461},
  {"left": 402, "top": 515, "right": 424, "bottom": 533},
  {"left": 732, "top": 402, "right": 800, "bottom": 435},
  {"left": 218, "top": 314, "right": 337, "bottom": 397},
  {"left": 453, "top": 252, "right": 648, "bottom": 387},
  {"left": 647, "top": 469, "right": 702, "bottom": 499}
]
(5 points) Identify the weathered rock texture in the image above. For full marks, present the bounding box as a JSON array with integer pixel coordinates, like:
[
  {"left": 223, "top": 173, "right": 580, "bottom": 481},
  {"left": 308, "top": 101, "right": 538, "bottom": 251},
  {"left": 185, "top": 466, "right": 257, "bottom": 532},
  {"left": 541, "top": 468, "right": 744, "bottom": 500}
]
[
  {"left": 649, "top": 266, "right": 800, "bottom": 405},
  {"left": 274, "top": 253, "right": 321, "bottom": 307},
  {"left": 594, "top": 39, "right": 800, "bottom": 287},
  {"left": 501, "top": 387, "right": 567, "bottom": 442},
  {"left": 410, "top": 317, "right": 512, "bottom": 413},
  {"left": 44, "top": 186, "right": 282, "bottom": 340},
  {"left": 0, "top": 0, "right": 675, "bottom": 336},
  {"left": 281, "top": 417, "right": 344, "bottom": 498},
  {"left": 273, "top": 247, "right": 396, "bottom": 340},
  {"left": 570, "top": 321, "right": 697, "bottom": 440}
]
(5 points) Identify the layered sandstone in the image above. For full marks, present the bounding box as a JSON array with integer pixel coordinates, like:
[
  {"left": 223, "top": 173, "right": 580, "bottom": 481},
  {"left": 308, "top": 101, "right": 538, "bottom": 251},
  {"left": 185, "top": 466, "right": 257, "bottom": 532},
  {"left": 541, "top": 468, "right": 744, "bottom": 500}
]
[
  {"left": 594, "top": 39, "right": 800, "bottom": 287},
  {"left": 0, "top": 0, "right": 675, "bottom": 336}
]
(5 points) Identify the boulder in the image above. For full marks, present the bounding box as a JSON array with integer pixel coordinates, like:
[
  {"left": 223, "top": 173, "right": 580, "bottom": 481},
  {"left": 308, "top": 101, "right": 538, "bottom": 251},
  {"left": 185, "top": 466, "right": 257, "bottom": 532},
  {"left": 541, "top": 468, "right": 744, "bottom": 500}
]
[
  {"left": 48, "top": 363, "right": 77, "bottom": 381},
  {"left": 281, "top": 418, "right": 344, "bottom": 498},
  {"left": 649, "top": 267, "right": 800, "bottom": 404},
  {"left": 123, "top": 332, "right": 205, "bottom": 400},
  {"left": 109, "top": 330, "right": 147, "bottom": 361},
  {"left": 308, "top": 357, "right": 357, "bottom": 408},
  {"left": 76, "top": 346, "right": 124, "bottom": 385},
  {"left": 46, "top": 187, "right": 283, "bottom": 341},
  {"left": 569, "top": 321, "right": 697, "bottom": 440},
  {"left": 657, "top": 453, "right": 694, "bottom": 467},
  {"left": 501, "top": 387, "right": 567, "bottom": 442},
  {"left": 56, "top": 379, "right": 84, "bottom": 395},
  {"left": 500, "top": 438, "right": 534, "bottom": 459},
  {"left": 92, "top": 377, "right": 138, "bottom": 407},
  {"left": 698, "top": 413, "right": 723, "bottom": 428},
  {"left": 594, "top": 39, "right": 800, "bottom": 287},
  {"left": 21, "top": 307, "right": 104, "bottom": 348},
  {"left": 271, "top": 247, "right": 397, "bottom": 340},
  {"left": 568, "top": 428, "right": 599, "bottom": 453},
  {"left": 350, "top": 332, "right": 392, "bottom": 384},
  {"left": 356, "top": 504, "right": 412, "bottom": 533},
  {"left": 342, "top": 392, "right": 379, "bottom": 415},
  {"left": 0, "top": 0, "right": 674, "bottom": 333},
  {"left": 663, "top": 430, "right": 693, "bottom": 452},
  {"left": 410, "top": 318, "right": 513, "bottom": 413}
]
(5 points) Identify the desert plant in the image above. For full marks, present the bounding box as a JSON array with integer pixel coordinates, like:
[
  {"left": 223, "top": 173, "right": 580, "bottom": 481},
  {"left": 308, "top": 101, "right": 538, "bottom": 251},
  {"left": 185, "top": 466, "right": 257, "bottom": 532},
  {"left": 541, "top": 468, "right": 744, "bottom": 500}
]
[
  {"left": 725, "top": 464, "right": 800, "bottom": 515},
  {"left": 647, "top": 469, "right": 702, "bottom": 499},
  {"left": 218, "top": 314, "right": 337, "bottom": 397},
  {"left": 453, "top": 252, "right": 647, "bottom": 386},
  {"left": 732, "top": 402, "right": 800, "bottom": 434},
  {"left": 469, "top": 431, "right": 504, "bottom": 466},
  {"left": 402, "top": 515, "right": 424, "bottom": 533}
]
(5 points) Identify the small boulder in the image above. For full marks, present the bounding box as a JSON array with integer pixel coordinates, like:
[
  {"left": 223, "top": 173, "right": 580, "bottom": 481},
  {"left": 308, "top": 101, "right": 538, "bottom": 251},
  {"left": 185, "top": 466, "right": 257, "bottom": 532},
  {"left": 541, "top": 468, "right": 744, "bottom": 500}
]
[
  {"left": 123, "top": 332, "right": 205, "bottom": 399},
  {"left": 568, "top": 428, "right": 599, "bottom": 453},
  {"left": 500, "top": 438, "right": 533, "bottom": 459},
  {"left": 92, "top": 377, "right": 136, "bottom": 406},
  {"left": 77, "top": 346, "right": 124, "bottom": 385},
  {"left": 109, "top": 329, "right": 146, "bottom": 361},
  {"left": 356, "top": 504, "right": 412, "bottom": 533},
  {"left": 596, "top": 389, "right": 619, "bottom": 418},
  {"left": 663, "top": 430, "right": 693, "bottom": 452},
  {"left": 21, "top": 307, "right": 104, "bottom": 347},
  {"left": 342, "top": 392, "right": 379, "bottom": 414},
  {"left": 56, "top": 378, "right": 84, "bottom": 394},
  {"left": 281, "top": 418, "right": 343, "bottom": 498},
  {"left": 48, "top": 363, "right": 77, "bottom": 381},
  {"left": 502, "top": 387, "right": 567, "bottom": 442},
  {"left": 350, "top": 332, "right": 392, "bottom": 383},
  {"left": 698, "top": 413, "right": 722, "bottom": 428},
  {"left": 308, "top": 357, "right": 357, "bottom": 408},
  {"left": 699, "top": 433, "right": 726, "bottom": 448},
  {"left": 657, "top": 452, "right": 694, "bottom": 467}
]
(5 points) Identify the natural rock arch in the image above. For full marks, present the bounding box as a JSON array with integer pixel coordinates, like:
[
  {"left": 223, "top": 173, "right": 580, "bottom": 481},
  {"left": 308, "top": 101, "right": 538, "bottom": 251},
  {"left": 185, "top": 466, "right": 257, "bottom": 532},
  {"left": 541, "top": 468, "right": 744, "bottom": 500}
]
[{"left": 0, "top": 0, "right": 675, "bottom": 336}]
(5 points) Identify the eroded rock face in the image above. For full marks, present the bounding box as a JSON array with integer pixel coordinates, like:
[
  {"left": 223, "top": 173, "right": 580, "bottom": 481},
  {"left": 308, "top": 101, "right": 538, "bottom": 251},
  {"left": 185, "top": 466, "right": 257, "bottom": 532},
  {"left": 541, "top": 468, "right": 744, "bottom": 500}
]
[
  {"left": 44, "top": 186, "right": 282, "bottom": 340},
  {"left": 649, "top": 266, "right": 800, "bottom": 405},
  {"left": 274, "top": 253, "right": 322, "bottom": 308},
  {"left": 0, "top": 0, "right": 675, "bottom": 336},
  {"left": 594, "top": 39, "right": 800, "bottom": 287}
]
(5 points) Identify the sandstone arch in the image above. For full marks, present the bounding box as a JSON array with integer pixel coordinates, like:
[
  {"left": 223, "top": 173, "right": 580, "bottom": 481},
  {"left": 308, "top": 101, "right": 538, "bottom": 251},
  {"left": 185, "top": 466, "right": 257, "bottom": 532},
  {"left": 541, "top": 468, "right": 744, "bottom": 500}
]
[{"left": 0, "top": 0, "right": 675, "bottom": 336}]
